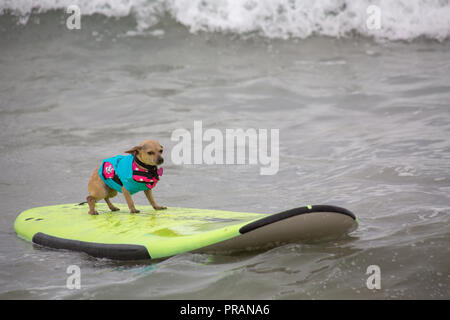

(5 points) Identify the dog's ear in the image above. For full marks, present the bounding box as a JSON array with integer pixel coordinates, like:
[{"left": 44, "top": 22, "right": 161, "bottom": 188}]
[{"left": 125, "top": 146, "right": 142, "bottom": 155}]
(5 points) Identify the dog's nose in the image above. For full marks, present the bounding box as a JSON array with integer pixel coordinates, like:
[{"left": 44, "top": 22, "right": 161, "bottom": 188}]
[{"left": 157, "top": 157, "right": 164, "bottom": 165}]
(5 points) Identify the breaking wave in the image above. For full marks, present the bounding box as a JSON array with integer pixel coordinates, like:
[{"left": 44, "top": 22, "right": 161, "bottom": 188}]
[{"left": 1, "top": 0, "right": 450, "bottom": 41}]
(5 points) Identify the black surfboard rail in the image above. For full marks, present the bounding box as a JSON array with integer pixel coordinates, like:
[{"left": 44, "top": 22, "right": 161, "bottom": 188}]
[{"left": 32, "top": 232, "right": 151, "bottom": 260}]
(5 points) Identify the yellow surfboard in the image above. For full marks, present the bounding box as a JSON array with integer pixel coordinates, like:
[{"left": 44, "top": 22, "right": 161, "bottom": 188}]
[{"left": 14, "top": 203, "right": 358, "bottom": 260}]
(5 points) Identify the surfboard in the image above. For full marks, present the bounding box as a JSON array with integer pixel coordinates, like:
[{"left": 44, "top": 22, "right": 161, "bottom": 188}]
[{"left": 14, "top": 203, "right": 358, "bottom": 260}]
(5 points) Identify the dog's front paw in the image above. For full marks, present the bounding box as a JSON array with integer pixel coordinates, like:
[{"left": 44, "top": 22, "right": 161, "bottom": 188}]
[
  {"left": 154, "top": 206, "right": 167, "bottom": 210},
  {"left": 130, "top": 208, "right": 140, "bottom": 213}
]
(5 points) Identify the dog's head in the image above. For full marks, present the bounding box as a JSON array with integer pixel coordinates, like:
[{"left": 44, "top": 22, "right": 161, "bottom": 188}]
[{"left": 125, "top": 140, "right": 164, "bottom": 166}]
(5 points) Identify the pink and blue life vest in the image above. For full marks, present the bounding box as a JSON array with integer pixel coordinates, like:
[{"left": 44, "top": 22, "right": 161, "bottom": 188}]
[{"left": 99, "top": 154, "right": 163, "bottom": 195}]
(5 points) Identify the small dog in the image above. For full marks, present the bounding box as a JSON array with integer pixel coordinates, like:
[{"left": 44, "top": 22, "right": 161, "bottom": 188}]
[{"left": 86, "top": 139, "right": 167, "bottom": 215}]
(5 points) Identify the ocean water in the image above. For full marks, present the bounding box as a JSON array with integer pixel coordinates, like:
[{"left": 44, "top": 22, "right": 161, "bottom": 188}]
[{"left": 0, "top": 0, "right": 449, "bottom": 299}]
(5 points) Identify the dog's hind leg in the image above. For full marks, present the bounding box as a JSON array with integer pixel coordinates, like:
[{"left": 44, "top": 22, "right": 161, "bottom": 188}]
[
  {"left": 86, "top": 195, "right": 99, "bottom": 215},
  {"left": 105, "top": 188, "right": 120, "bottom": 212},
  {"left": 87, "top": 167, "right": 108, "bottom": 215}
]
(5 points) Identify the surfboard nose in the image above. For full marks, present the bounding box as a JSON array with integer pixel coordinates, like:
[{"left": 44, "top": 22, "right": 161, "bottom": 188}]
[{"left": 197, "top": 205, "right": 358, "bottom": 253}]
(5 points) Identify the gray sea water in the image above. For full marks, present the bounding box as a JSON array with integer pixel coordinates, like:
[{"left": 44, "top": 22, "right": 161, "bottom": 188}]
[{"left": 0, "top": 10, "right": 449, "bottom": 299}]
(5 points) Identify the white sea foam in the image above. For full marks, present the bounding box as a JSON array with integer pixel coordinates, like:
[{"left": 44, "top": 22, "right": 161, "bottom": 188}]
[{"left": 1, "top": 0, "right": 450, "bottom": 41}]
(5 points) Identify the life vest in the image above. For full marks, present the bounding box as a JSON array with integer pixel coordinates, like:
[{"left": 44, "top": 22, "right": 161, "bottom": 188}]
[{"left": 99, "top": 154, "right": 163, "bottom": 195}]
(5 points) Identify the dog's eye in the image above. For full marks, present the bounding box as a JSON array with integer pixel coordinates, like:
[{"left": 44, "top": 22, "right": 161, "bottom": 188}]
[
  {"left": 160, "top": 149, "right": 163, "bottom": 154},
  {"left": 148, "top": 151, "right": 154, "bottom": 155}
]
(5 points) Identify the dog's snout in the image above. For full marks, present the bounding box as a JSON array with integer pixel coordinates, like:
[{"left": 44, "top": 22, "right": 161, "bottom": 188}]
[{"left": 157, "top": 156, "right": 164, "bottom": 165}]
